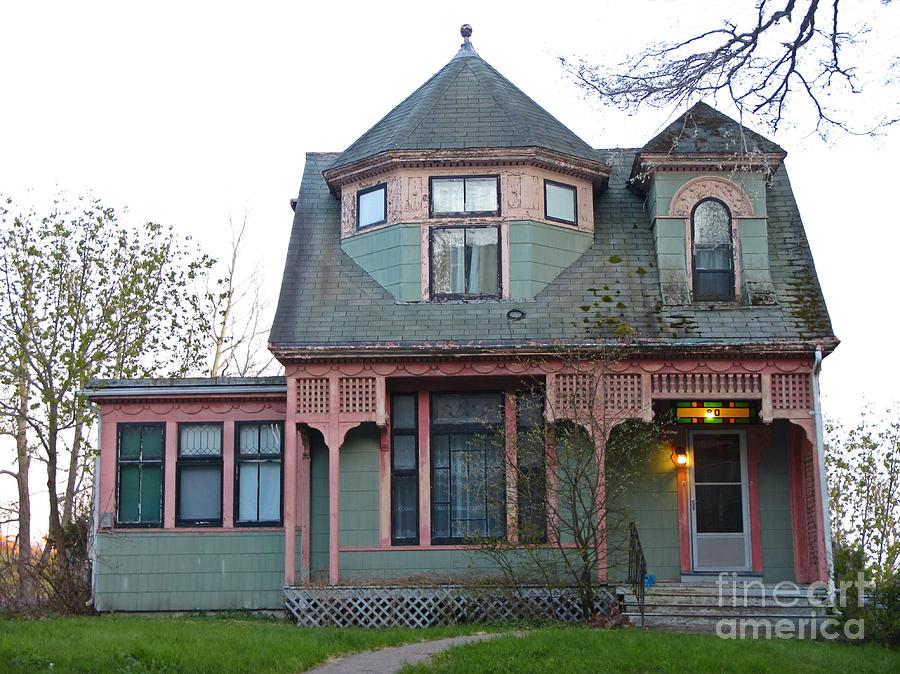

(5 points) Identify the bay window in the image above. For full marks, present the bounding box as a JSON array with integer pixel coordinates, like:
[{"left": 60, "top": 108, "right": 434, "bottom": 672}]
[
  {"left": 430, "top": 176, "right": 499, "bottom": 217},
  {"left": 357, "top": 183, "right": 387, "bottom": 229},
  {"left": 235, "top": 422, "right": 283, "bottom": 525},
  {"left": 177, "top": 423, "right": 223, "bottom": 526},
  {"left": 430, "top": 226, "right": 500, "bottom": 299},
  {"left": 431, "top": 392, "right": 505, "bottom": 544},
  {"left": 117, "top": 423, "right": 164, "bottom": 527},
  {"left": 516, "top": 392, "right": 547, "bottom": 542}
]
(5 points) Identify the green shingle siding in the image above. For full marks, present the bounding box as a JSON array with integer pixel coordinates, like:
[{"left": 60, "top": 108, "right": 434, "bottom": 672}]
[
  {"left": 94, "top": 531, "right": 290, "bottom": 611},
  {"left": 508, "top": 221, "right": 593, "bottom": 299},
  {"left": 760, "top": 421, "right": 796, "bottom": 583},
  {"left": 339, "top": 424, "right": 381, "bottom": 547},
  {"left": 341, "top": 224, "right": 421, "bottom": 302},
  {"left": 310, "top": 436, "right": 330, "bottom": 583}
]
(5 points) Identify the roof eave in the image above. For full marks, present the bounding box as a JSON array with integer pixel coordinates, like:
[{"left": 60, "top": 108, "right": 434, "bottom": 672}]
[
  {"left": 323, "top": 147, "right": 611, "bottom": 195},
  {"left": 628, "top": 151, "right": 787, "bottom": 192}
]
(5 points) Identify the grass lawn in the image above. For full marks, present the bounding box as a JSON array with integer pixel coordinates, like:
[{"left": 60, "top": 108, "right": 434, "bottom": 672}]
[
  {"left": 0, "top": 615, "right": 490, "bottom": 673},
  {"left": 402, "top": 627, "right": 900, "bottom": 674}
]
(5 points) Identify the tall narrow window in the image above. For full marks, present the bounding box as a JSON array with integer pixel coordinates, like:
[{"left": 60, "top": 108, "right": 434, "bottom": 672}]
[
  {"left": 516, "top": 392, "right": 547, "bottom": 542},
  {"left": 236, "top": 422, "right": 283, "bottom": 525},
  {"left": 430, "top": 226, "right": 500, "bottom": 299},
  {"left": 544, "top": 180, "right": 577, "bottom": 225},
  {"left": 431, "top": 392, "right": 505, "bottom": 544},
  {"left": 692, "top": 199, "right": 735, "bottom": 301},
  {"left": 177, "top": 423, "right": 223, "bottom": 526},
  {"left": 117, "top": 423, "right": 164, "bottom": 527},
  {"left": 430, "top": 176, "right": 499, "bottom": 217},
  {"left": 357, "top": 183, "right": 387, "bottom": 229},
  {"left": 391, "top": 394, "right": 419, "bottom": 544}
]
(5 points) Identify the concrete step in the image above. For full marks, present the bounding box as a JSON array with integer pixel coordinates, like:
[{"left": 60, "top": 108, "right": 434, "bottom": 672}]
[
  {"left": 626, "top": 613, "right": 833, "bottom": 633},
  {"left": 620, "top": 592, "right": 825, "bottom": 609},
  {"left": 626, "top": 604, "right": 826, "bottom": 617}
]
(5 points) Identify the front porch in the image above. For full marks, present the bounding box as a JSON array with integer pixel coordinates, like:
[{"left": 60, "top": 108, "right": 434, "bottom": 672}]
[{"left": 284, "top": 356, "right": 830, "bottom": 589}]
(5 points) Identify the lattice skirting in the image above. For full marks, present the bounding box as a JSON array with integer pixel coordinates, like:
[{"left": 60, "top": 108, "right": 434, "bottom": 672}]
[{"left": 284, "top": 585, "right": 614, "bottom": 627}]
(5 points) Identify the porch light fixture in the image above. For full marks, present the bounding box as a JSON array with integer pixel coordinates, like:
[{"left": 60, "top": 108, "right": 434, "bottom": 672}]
[{"left": 671, "top": 447, "right": 688, "bottom": 467}]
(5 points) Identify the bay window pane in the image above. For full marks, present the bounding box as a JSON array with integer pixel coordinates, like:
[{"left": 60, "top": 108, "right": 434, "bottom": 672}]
[
  {"left": 546, "top": 182, "right": 576, "bottom": 223},
  {"left": 139, "top": 465, "right": 162, "bottom": 523},
  {"left": 693, "top": 200, "right": 731, "bottom": 244},
  {"left": 238, "top": 463, "right": 259, "bottom": 522},
  {"left": 118, "top": 465, "right": 140, "bottom": 522},
  {"left": 180, "top": 424, "right": 222, "bottom": 457},
  {"left": 179, "top": 465, "right": 222, "bottom": 522},
  {"left": 466, "top": 227, "right": 498, "bottom": 295},
  {"left": 392, "top": 434, "right": 416, "bottom": 470},
  {"left": 141, "top": 426, "right": 164, "bottom": 459},
  {"left": 259, "top": 424, "right": 281, "bottom": 455},
  {"left": 431, "top": 228, "right": 466, "bottom": 294},
  {"left": 239, "top": 425, "right": 259, "bottom": 454},
  {"left": 392, "top": 475, "right": 417, "bottom": 540},
  {"left": 464, "top": 178, "right": 498, "bottom": 212},
  {"left": 392, "top": 394, "right": 416, "bottom": 429},
  {"left": 431, "top": 179, "right": 465, "bottom": 214},
  {"left": 358, "top": 185, "right": 386, "bottom": 228},
  {"left": 258, "top": 462, "right": 281, "bottom": 521},
  {"left": 119, "top": 426, "right": 142, "bottom": 459}
]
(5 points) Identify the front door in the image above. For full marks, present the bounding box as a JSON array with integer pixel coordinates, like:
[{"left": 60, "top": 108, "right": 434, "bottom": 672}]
[{"left": 689, "top": 431, "right": 751, "bottom": 572}]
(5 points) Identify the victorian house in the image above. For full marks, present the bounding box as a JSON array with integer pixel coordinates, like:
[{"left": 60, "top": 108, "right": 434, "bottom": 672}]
[{"left": 85, "top": 27, "right": 836, "bottom": 620}]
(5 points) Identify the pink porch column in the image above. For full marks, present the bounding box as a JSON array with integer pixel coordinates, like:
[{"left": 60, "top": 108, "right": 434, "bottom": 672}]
[
  {"left": 283, "top": 378, "right": 298, "bottom": 586},
  {"left": 222, "top": 421, "right": 235, "bottom": 527},
  {"left": 164, "top": 422, "right": 177, "bottom": 528},
  {"left": 98, "top": 411, "right": 118, "bottom": 523},
  {"left": 299, "top": 428, "right": 312, "bottom": 583},
  {"left": 788, "top": 422, "right": 828, "bottom": 584},
  {"left": 417, "top": 391, "right": 432, "bottom": 546}
]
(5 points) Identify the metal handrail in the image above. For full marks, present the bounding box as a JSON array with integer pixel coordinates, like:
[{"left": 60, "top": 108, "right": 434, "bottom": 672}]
[{"left": 628, "top": 521, "right": 647, "bottom": 627}]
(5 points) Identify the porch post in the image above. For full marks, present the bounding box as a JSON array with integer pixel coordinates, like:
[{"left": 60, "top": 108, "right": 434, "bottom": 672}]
[
  {"left": 299, "top": 427, "right": 312, "bottom": 583},
  {"left": 283, "top": 378, "right": 298, "bottom": 586},
  {"left": 328, "top": 376, "right": 341, "bottom": 585}
]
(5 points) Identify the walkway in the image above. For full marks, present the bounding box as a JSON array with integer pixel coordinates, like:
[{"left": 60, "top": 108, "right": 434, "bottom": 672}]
[{"left": 306, "top": 632, "right": 508, "bottom": 674}]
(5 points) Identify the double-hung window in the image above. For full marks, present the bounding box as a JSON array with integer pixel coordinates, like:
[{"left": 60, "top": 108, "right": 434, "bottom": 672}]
[
  {"left": 357, "top": 183, "right": 387, "bottom": 229},
  {"left": 431, "top": 392, "right": 506, "bottom": 544},
  {"left": 236, "top": 422, "right": 283, "bottom": 525},
  {"left": 516, "top": 392, "right": 547, "bottom": 542},
  {"left": 117, "top": 423, "right": 164, "bottom": 527},
  {"left": 391, "top": 394, "right": 419, "bottom": 544},
  {"left": 430, "top": 176, "right": 499, "bottom": 217},
  {"left": 430, "top": 226, "right": 500, "bottom": 299},
  {"left": 177, "top": 423, "right": 223, "bottom": 526},
  {"left": 544, "top": 180, "right": 577, "bottom": 225},
  {"left": 692, "top": 198, "right": 735, "bottom": 301}
]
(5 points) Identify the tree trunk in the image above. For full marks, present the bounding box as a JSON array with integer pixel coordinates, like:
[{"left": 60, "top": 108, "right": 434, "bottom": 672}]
[
  {"left": 14, "top": 350, "right": 32, "bottom": 600},
  {"left": 62, "top": 405, "right": 84, "bottom": 525},
  {"left": 44, "top": 403, "right": 67, "bottom": 567}
]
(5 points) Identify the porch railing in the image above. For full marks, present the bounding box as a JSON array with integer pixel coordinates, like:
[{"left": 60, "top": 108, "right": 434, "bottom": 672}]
[{"left": 628, "top": 521, "right": 647, "bottom": 627}]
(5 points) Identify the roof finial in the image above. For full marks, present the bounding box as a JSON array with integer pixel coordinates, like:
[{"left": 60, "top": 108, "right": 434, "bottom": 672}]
[{"left": 454, "top": 23, "right": 478, "bottom": 58}]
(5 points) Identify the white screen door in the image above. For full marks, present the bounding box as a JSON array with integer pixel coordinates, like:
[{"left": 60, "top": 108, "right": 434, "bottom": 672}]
[{"left": 689, "top": 431, "right": 751, "bottom": 572}]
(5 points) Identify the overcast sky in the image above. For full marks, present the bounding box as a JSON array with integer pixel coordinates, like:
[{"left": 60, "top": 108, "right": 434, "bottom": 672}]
[{"left": 1, "top": 1, "right": 898, "bottom": 538}]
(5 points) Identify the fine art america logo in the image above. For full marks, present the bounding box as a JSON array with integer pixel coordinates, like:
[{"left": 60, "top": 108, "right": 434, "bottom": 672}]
[{"left": 714, "top": 572, "right": 870, "bottom": 640}]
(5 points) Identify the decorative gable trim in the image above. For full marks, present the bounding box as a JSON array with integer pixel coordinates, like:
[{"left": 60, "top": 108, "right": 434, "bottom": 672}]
[{"left": 669, "top": 176, "right": 755, "bottom": 218}]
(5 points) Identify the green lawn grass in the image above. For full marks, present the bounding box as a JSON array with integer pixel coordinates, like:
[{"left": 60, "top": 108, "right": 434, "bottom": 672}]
[
  {"left": 0, "top": 615, "right": 488, "bottom": 673},
  {"left": 402, "top": 627, "right": 900, "bottom": 674}
]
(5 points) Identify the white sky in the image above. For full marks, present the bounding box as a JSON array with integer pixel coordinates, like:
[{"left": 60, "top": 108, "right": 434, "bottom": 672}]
[{"left": 1, "top": 1, "right": 898, "bottom": 539}]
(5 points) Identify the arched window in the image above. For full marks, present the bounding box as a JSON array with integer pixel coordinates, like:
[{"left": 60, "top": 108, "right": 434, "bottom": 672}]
[{"left": 691, "top": 199, "right": 735, "bottom": 301}]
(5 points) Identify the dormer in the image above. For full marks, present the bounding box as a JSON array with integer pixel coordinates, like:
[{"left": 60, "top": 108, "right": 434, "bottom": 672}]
[
  {"left": 630, "top": 102, "right": 786, "bottom": 307},
  {"left": 322, "top": 26, "right": 610, "bottom": 302}
]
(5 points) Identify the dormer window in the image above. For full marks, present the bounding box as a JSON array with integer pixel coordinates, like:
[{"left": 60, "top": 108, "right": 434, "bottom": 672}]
[
  {"left": 430, "top": 176, "right": 499, "bottom": 217},
  {"left": 544, "top": 180, "right": 577, "bottom": 225},
  {"left": 430, "top": 225, "right": 500, "bottom": 299},
  {"left": 692, "top": 199, "right": 735, "bottom": 301},
  {"left": 357, "top": 183, "right": 387, "bottom": 229}
]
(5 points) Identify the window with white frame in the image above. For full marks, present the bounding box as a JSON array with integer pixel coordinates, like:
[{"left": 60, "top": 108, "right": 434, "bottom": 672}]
[
  {"left": 177, "top": 423, "right": 223, "bottom": 526},
  {"left": 357, "top": 183, "right": 387, "bottom": 229},
  {"left": 430, "top": 176, "right": 499, "bottom": 217},
  {"left": 430, "top": 225, "right": 500, "bottom": 299},
  {"left": 691, "top": 198, "right": 735, "bottom": 301},
  {"left": 235, "top": 422, "right": 283, "bottom": 525}
]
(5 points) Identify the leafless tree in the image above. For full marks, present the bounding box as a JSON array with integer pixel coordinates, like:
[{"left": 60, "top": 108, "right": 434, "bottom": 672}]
[
  {"left": 562, "top": 0, "right": 900, "bottom": 137},
  {"left": 208, "top": 214, "right": 277, "bottom": 378}
]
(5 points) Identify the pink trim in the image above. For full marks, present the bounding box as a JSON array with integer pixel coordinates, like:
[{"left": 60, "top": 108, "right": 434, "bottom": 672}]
[
  {"left": 746, "top": 440, "right": 764, "bottom": 573},
  {"left": 98, "top": 412, "right": 118, "bottom": 523},
  {"left": 111, "top": 526, "right": 286, "bottom": 533},
  {"left": 222, "top": 421, "right": 235, "bottom": 527},
  {"left": 328, "top": 444, "right": 340, "bottom": 584},
  {"left": 283, "top": 377, "right": 298, "bottom": 586},
  {"left": 379, "top": 426, "right": 391, "bottom": 547},
  {"left": 788, "top": 424, "right": 811, "bottom": 583},
  {"left": 417, "top": 391, "right": 431, "bottom": 546},
  {"left": 677, "top": 462, "right": 692, "bottom": 573},
  {"left": 298, "top": 428, "right": 311, "bottom": 583},
  {"left": 164, "top": 422, "right": 177, "bottom": 528},
  {"left": 340, "top": 543, "right": 581, "bottom": 552},
  {"left": 505, "top": 391, "right": 518, "bottom": 544}
]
